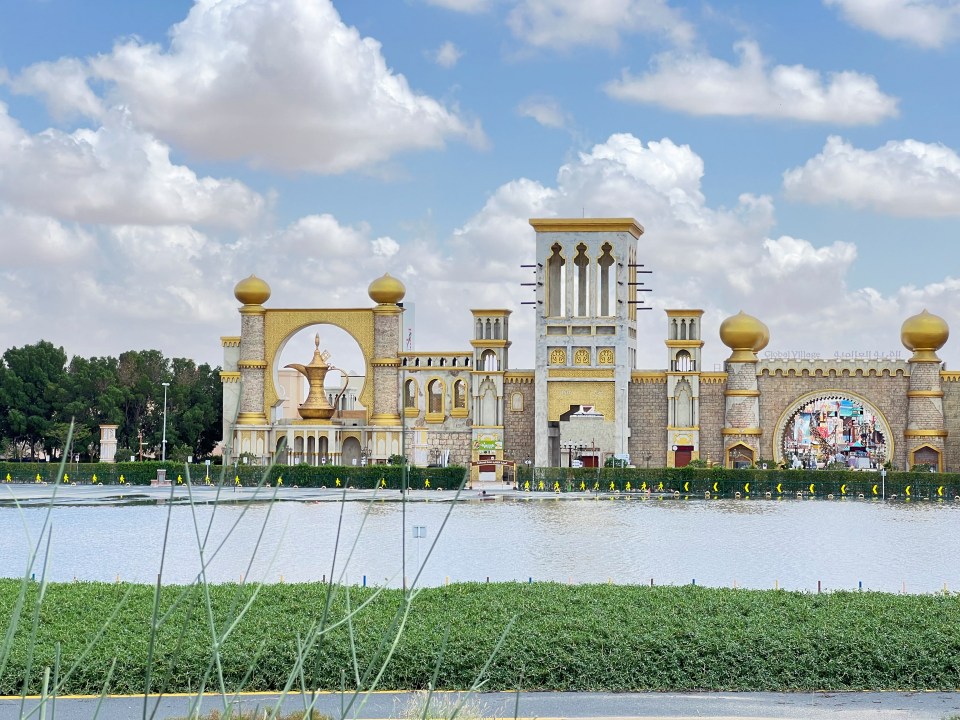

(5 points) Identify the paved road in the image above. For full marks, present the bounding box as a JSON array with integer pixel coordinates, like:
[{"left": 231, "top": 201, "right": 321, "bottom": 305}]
[{"left": 4, "top": 690, "right": 960, "bottom": 720}]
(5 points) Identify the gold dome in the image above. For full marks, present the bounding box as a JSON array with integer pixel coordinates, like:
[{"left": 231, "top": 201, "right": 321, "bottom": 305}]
[
  {"left": 234, "top": 275, "right": 271, "bottom": 305},
  {"left": 368, "top": 273, "right": 405, "bottom": 305},
  {"left": 719, "top": 311, "right": 768, "bottom": 361},
  {"left": 901, "top": 309, "right": 949, "bottom": 361}
]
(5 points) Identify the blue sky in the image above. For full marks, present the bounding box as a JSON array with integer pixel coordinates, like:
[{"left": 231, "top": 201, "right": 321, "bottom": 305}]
[{"left": 1, "top": 0, "right": 959, "bottom": 372}]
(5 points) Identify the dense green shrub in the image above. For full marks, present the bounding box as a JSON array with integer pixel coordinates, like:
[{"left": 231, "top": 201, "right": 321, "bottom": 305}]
[{"left": 2, "top": 581, "right": 959, "bottom": 695}]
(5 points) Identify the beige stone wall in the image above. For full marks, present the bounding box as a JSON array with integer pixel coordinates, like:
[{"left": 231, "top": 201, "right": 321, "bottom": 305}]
[
  {"left": 423, "top": 430, "right": 473, "bottom": 467},
  {"left": 504, "top": 378, "right": 536, "bottom": 463},
  {"left": 757, "top": 369, "right": 910, "bottom": 468},
  {"left": 942, "top": 375, "right": 960, "bottom": 471},
  {"left": 699, "top": 377, "right": 726, "bottom": 465},
  {"left": 628, "top": 377, "right": 667, "bottom": 466},
  {"left": 373, "top": 311, "right": 401, "bottom": 419}
]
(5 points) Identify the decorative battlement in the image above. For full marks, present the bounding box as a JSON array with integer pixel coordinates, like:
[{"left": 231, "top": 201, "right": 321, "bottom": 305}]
[
  {"left": 400, "top": 352, "right": 473, "bottom": 369},
  {"left": 758, "top": 359, "right": 910, "bottom": 378}
]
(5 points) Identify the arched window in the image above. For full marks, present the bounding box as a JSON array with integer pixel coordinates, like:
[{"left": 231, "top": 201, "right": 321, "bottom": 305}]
[
  {"left": 452, "top": 380, "right": 468, "bottom": 417},
  {"left": 485, "top": 319, "right": 492, "bottom": 339},
  {"left": 546, "top": 243, "right": 566, "bottom": 316},
  {"left": 494, "top": 319, "right": 501, "bottom": 339},
  {"left": 574, "top": 243, "right": 590, "bottom": 317},
  {"left": 689, "top": 319, "right": 698, "bottom": 340},
  {"left": 669, "top": 319, "right": 678, "bottom": 340},
  {"left": 680, "top": 320, "right": 687, "bottom": 340},
  {"left": 674, "top": 350, "right": 693, "bottom": 372},
  {"left": 439, "top": 357, "right": 445, "bottom": 367},
  {"left": 404, "top": 379, "right": 417, "bottom": 410},
  {"left": 481, "top": 349, "right": 499, "bottom": 371},
  {"left": 598, "top": 243, "right": 615, "bottom": 317},
  {"left": 476, "top": 319, "right": 484, "bottom": 339},
  {"left": 427, "top": 380, "right": 444, "bottom": 416}
]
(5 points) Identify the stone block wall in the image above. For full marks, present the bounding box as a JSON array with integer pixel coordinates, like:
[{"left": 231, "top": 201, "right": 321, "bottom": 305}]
[
  {"left": 757, "top": 368, "right": 910, "bottom": 467},
  {"left": 504, "top": 375, "right": 536, "bottom": 463},
  {"left": 628, "top": 375, "right": 667, "bottom": 466},
  {"left": 942, "top": 374, "right": 960, "bottom": 472},
  {"left": 699, "top": 375, "right": 726, "bottom": 464},
  {"left": 423, "top": 430, "right": 472, "bottom": 467}
]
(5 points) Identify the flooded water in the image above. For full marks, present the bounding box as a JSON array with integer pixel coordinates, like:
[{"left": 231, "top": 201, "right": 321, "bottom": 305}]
[{"left": 1, "top": 495, "right": 957, "bottom": 593}]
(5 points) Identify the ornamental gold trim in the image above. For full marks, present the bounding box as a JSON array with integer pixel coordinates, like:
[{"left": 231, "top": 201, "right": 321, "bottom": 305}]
[
  {"left": 941, "top": 371, "right": 960, "bottom": 382},
  {"left": 907, "top": 390, "right": 944, "bottom": 398},
  {"left": 530, "top": 217, "right": 644, "bottom": 239},
  {"left": 724, "top": 389, "right": 760, "bottom": 397},
  {"left": 598, "top": 348, "right": 615, "bottom": 365},
  {"left": 219, "top": 372, "right": 241, "bottom": 383},
  {"left": 548, "top": 368, "right": 615, "bottom": 378},
  {"left": 700, "top": 372, "right": 728, "bottom": 384},
  {"left": 504, "top": 371, "right": 535, "bottom": 384},
  {"left": 237, "top": 360, "right": 268, "bottom": 369},
  {"left": 547, "top": 381, "right": 615, "bottom": 422},
  {"left": 631, "top": 371, "right": 666, "bottom": 383},
  {"left": 221, "top": 336, "right": 241, "bottom": 348},
  {"left": 721, "top": 427, "right": 763, "bottom": 436},
  {"left": 904, "top": 429, "right": 948, "bottom": 438},
  {"left": 573, "top": 348, "right": 591, "bottom": 365},
  {"left": 549, "top": 348, "right": 567, "bottom": 365}
]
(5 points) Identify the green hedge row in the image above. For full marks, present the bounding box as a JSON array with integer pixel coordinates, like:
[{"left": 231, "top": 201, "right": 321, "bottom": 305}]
[
  {"left": 1, "top": 580, "right": 959, "bottom": 695},
  {"left": 0, "top": 461, "right": 467, "bottom": 490},
  {"left": 518, "top": 466, "right": 960, "bottom": 499}
]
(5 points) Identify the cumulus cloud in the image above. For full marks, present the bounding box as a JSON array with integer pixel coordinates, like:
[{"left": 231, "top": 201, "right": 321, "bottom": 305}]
[
  {"left": 9, "top": 58, "right": 103, "bottom": 121},
  {"left": 826, "top": 0, "right": 960, "bottom": 48},
  {"left": 507, "top": 0, "right": 693, "bottom": 49},
  {"left": 14, "top": 0, "right": 482, "bottom": 174},
  {"left": 421, "top": 132, "right": 958, "bottom": 370},
  {"left": 517, "top": 96, "right": 568, "bottom": 128},
  {"left": 433, "top": 41, "right": 464, "bottom": 68},
  {"left": 0, "top": 105, "right": 264, "bottom": 229},
  {"left": 423, "top": 0, "right": 492, "bottom": 11},
  {"left": 606, "top": 40, "right": 898, "bottom": 124},
  {"left": 0, "top": 207, "right": 96, "bottom": 268},
  {"left": 783, "top": 136, "right": 960, "bottom": 217}
]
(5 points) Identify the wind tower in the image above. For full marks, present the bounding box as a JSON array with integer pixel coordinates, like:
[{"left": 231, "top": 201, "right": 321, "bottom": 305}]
[{"left": 531, "top": 218, "right": 644, "bottom": 467}]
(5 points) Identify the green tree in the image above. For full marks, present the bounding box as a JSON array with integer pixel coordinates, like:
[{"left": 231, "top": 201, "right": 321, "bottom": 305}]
[{"left": 0, "top": 341, "right": 68, "bottom": 458}]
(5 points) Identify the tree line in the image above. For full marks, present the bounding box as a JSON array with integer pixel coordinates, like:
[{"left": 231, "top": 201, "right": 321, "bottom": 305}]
[{"left": 0, "top": 340, "right": 222, "bottom": 462}]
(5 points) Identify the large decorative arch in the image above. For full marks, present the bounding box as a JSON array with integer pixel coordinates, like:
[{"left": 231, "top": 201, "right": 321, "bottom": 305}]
[
  {"left": 772, "top": 389, "right": 894, "bottom": 466},
  {"left": 263, "top": 309, "right": 376, "bottom": 423}
]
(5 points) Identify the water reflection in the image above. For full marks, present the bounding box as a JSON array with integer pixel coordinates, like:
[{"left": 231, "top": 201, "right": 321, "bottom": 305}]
[{"left": 0, "top": 498, "right": 957, "bottom": 594}]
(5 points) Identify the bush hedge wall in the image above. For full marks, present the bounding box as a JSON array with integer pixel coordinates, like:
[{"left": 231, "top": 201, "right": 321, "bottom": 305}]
[{"left": 1, "top": 461, "right": 957, "bottom": 499}]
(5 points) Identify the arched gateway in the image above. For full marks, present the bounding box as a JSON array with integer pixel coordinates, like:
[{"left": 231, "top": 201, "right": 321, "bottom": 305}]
[{"left": 773, "top": 391, "right": 893, "bottom": 469}]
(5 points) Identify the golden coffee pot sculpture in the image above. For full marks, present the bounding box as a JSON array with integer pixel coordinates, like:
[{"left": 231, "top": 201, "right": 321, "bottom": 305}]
[{"left": 285, "top": 333, "right": 348, "bottom": 420}]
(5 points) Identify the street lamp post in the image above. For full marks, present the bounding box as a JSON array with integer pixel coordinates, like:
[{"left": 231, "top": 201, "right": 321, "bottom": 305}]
[{"left": 161, "top": 382, "right": 170, "bottom": 462}]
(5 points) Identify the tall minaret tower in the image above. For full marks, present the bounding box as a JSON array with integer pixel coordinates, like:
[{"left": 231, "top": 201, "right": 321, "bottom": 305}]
[
  {"left": 719, "top": 311, "right": 768, "bottom": 468},
  {"left": 531, "top": 218, "right": 643, "bottom": 467},
  {"left": 901, "top": 310, "right": 949, "bottom": 472},
  {"left": 470, "top": 309, "right": 512, "bottom": 482},
  {"left": 665, "top": 310, "right": 704, "bottom": 467}
]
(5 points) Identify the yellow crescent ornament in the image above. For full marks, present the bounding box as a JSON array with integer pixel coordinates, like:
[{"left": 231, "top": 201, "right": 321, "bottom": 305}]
[
  {"left": 809, "top": 483, "right": 815, "bottom": 494},
  {"left": 776, "top": 483, "right": 782, "bottom": 493},
  {"left": 840, "top": 484, "right": 846, "bottom": 495},
  {"left": 938, "top": 485, "right": 944, "bottom": 497},
  {"left": 683, "top": 481, "right": 689, "bottom": 492},
  {"left": 713, "top": 482, "right": 719, "bottom": 492},
  {"left": 872, "top": 484, "right": 878, "bottom": 495},
  {"left": 744, "top": 482, "right": 750, "bottom": 493},
  {"left": 905, "top": 485, "right": 911, "bottom": 497}
]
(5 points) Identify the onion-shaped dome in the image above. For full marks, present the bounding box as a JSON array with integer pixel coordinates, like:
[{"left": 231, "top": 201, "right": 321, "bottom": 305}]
[
  {"left": 368, "top": 273, "right": 406, "bottom": 305},
  {"left": 901, "top": 309, "right": 949, "bottom": 361},
  {"left": 234, "top": 275, "right": 271, "bottom": 305},
  {"left": 719, "top": 311, "right": 768, "bottom": 361}
]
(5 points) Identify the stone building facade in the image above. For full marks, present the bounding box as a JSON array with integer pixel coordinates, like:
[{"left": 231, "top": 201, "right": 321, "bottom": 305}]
[{"left": 221, "top": 219, "right": 956, "bottom": 474}]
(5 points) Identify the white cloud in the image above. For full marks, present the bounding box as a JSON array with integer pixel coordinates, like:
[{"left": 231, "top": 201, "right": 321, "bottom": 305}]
[
  {"left": 0, "top": 104, "right": 264, "bottom": 229},
  {"left": 784, "top": 136, "right": 960, "bottom": 217},
  {"left": 0, "top": 207, "right": 96, "bottom": 268},
  {"left": 9, "top": 58, "right": 103, "bottom": 121},
  {"left": 433, "top": 41, "right": 464, "bottom": 68},
  {"left": 606, "top": 40, "right": 898, "bottom": 124},
  {"left": 15, "top": 0, "right": 482, "bottom": 174},
  {"left": 423, "top": 0, "right": 492, "bottom": 11},
  {"left": 507, "top": 0, "right": 694, "bottom": 49},
  {"left": 517, "top": 96, "right": 568, "bottom": 128},
  {"left": 826, "top": 0, "right": 960, "bottom": 48},
  {"left": 425, "top": 132, "right": 958, "bottom": 370}
]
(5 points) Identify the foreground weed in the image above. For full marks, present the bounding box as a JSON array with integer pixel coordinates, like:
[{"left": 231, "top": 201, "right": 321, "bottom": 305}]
[{"left": 399, "top": 689, "right": 489, "bottom": 720}]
